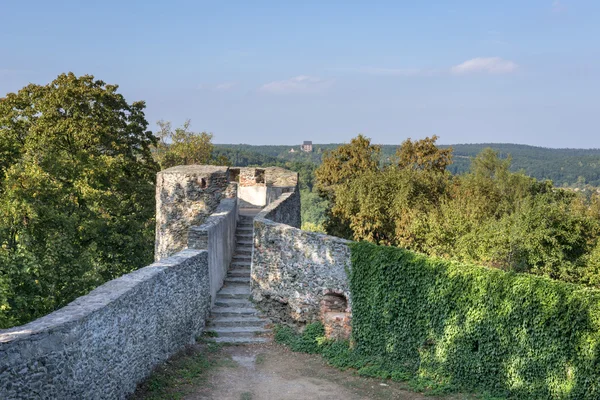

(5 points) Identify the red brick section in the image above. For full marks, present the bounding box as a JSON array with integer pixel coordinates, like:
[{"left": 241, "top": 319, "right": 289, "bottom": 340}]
[{"left": 320, "top": 290, "right": 352, "bottom": 340}]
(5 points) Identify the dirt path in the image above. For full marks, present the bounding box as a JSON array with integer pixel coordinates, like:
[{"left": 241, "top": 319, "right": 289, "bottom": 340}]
[{"left": 186, "top": 343, "right": 429, "bottom": 400}]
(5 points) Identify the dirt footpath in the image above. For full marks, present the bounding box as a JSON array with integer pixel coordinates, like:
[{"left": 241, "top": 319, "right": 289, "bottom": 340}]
[{"left": 186, "top": 343, "right": 428, "bottom": 400}]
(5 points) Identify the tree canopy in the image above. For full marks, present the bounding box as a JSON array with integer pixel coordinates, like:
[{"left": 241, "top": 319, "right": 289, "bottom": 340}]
[
  {"left": 153, "top": 120, "right": 215, "bottom": 168},
  {"left": 0, "top": 73, "right": 158, "bottom": 327},
  {"left": 317, "top": 135, "right": 600, "bottom": 287}
]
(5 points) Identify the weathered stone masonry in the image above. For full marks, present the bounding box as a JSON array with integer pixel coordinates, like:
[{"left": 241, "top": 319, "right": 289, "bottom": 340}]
[
  {"left": 0, "top": 250, "right": 210, "bottom": 400},
  {"left": 251, "top": 190, "right": 353, "bottom": 339},
  {"left": 155, "top": 165, "right": 235, "bottom": 261}
]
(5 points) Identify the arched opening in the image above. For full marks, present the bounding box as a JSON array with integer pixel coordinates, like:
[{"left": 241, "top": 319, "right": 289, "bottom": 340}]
[
  {"left": 321, "top": 293, "right": 348, "bottom": 313},
  {"left": 320, "top": 290, "right": 351, "bottom": 340}
]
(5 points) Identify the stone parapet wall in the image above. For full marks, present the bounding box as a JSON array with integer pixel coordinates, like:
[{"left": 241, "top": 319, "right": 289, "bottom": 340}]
[
  {"left": 155, "top": 165, "right": 232, "bottom": 261},
  {"left": 260, "top": 190, "right": 301, "bottom": 229},
  {"left": 252, "top": 194, "right": 351, "bottom": 329},
  {"left": 188, "top": 197, "right": 238, "bottom": 305},
  {"left": 0, "top": 250, "right": 211, "bottom": 400}
]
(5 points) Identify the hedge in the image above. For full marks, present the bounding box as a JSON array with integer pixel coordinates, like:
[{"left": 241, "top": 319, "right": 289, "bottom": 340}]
[{"left": 349, "top": 242, "right": 600, "bottom": 399}]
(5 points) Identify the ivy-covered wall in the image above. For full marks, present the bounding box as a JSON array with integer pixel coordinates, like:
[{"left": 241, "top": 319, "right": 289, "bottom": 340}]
[{"left": 350, "top": 242, "right": 600, "bottom": 399}]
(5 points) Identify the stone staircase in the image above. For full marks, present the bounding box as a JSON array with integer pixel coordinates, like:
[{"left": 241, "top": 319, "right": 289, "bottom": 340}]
[{"left": 205, "top": 209, "right": 271, "bottom": 344}]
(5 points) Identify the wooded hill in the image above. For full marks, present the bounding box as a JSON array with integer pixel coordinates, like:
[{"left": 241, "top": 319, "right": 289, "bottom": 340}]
[{"left": 215, "top": 143, "right": 600, "bottom": 187}]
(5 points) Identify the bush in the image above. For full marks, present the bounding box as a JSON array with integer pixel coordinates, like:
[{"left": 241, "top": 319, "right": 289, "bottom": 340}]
[
  {"left": 274, "top": 323, "right": 325, "bottom": 354},
  {"left": 349, "top": 241, "right": 600, "bottom": 399}
]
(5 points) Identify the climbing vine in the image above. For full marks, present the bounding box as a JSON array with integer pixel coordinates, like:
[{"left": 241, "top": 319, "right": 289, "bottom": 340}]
[{"left": 349, "top": 241, "right": 600, "bottom": 399}]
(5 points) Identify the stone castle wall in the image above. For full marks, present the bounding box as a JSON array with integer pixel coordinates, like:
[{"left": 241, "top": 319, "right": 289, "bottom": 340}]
[
  {"left": 155, "top": 165, "right": 234, "bottom": 261},
  {"left": 188, "top": 197, "right": 238, "bottom": 305},
  {"left": 0, "top": 250, "right": 211, "bottom": 400},
  {"left": 251, "top": 190, "right": 352, "bottom": 337}
]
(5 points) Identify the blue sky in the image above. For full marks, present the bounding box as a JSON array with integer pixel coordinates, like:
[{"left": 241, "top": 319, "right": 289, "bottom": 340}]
[{"left": 1, "top": 0, "right": 599, "bottom": 147}]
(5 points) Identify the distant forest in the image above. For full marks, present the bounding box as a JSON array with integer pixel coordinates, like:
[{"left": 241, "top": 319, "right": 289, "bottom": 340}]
[{"left": 215, "top": 143, "right": 600, "bottom": 187}]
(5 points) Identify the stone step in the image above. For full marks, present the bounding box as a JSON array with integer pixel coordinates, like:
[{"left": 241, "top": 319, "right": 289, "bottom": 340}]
[
  {"left": 229, "top": 267, "right": 250, "bottom": 274},
  {"left": 236, "top": 240, "right": 253, "bottom": 247},
  {"left": 206, "top": 326, "right": 269, "bottom": 338},
  {"left": 224, "top": 276, "right": 250, "bottom": 284},
  {"left": 211, "top": 336, "right": 269, "bottom": 344},
  {"left": 217, "top": 286, "right": 251, "bottom": 299},
  {"left": 229, "top": 262, "right": 250, "bottom": 267},
  {"left": 231, "top": 259, "right": 251, "bottom": 265},
  {"left": 233, "top": 253, "right": 251, "bottom": 258},
  {"left": 208, "top": 316, "right": 268, "bottom": 327},
  {"left": 211, "top": 307, "right": 257, "bottom": 317},
  {"left": 214, "top": 297, "right": 253, "bottom": 308},
  {"left": 228, "top": 269, "right": 250, "bottom": 278},
  {"left": 228, "top": 263, "right": 250, "bottom": 270},
  {"left": 235, "top": 249, "right": 252, "bottom": 256},
  {"left": 236, "top": 226, "right": 253, "bottom": 232}
]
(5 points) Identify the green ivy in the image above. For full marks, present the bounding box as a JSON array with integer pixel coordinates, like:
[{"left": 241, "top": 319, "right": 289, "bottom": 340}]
[
  {"left": 274, "top": 323, "right": 324, "bottom": 354},
  {"left": 349, "top": 241, "right": 600, "bottom": 399}
]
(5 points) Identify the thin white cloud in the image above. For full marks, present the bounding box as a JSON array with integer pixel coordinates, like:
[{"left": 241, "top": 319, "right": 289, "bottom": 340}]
[
  {"left": 259, "top": 75, "right": 332, "bottom": 94},
  {"left": 348, "top": 67, "right": 430, "bottom": 76},
  {"left": 198, "top": 82, "right": 237, "bottom": 91},
  {"left": 451, "top": 57, "right": 518, "bottom": 74},
  {"left": 214, "top": 82, "right": 237, "bottom": 91}
]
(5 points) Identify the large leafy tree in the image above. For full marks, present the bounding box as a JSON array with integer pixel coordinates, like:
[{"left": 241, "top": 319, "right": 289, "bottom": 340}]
[{"left": 0, "top": 73, "right": 159, "bottom": 327}]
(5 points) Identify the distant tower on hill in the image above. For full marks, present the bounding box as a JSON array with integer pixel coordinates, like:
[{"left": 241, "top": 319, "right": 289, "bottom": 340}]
[{"left": 301, "top": 141, "right": 313, "bottom": 152}]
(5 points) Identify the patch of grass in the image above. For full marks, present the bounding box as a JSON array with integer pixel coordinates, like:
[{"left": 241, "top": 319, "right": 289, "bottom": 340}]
[
  {"left": 131, "top": 344, "right": 228, "bottom": 400},
  {"left": 240, "top": 392, "right": 253, "bottom": 400},
  {"left": 255, "top": 353, "right": 266, "bottom": 365}
]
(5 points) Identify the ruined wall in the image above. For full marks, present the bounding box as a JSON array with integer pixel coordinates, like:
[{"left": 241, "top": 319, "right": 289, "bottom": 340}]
[
  {"left": 155, "top": 165, "right": 234, "bottom": 261},
  {"left": 232, "top": 166, "right": 298, "bottom": 208},
  {"left": 252, "top": 192, "right": 351, "bottom": 333},
  {"left": 188, "top": 197, "right": 238, "bottom": 305},
  {"left": 0, "top": 250, "right": 211, "bottom": 400}
]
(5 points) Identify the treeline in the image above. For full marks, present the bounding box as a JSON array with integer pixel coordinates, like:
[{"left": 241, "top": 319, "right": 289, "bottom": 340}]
[
  {"left": 314, "top": 135, "right": 600, "bottom": 287},
  {"left": 217, "top": 142, "right": 600, "bottom": 188}
]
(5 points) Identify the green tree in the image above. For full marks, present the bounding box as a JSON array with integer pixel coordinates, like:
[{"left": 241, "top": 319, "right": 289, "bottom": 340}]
[
  {"left": 154, "top": 120, "right": 214, "bottom": 168},
  {"left": 396, "top": 135, "right": 453, "bottom": 173},
  {"left": 315, "top": 134, "right": 381, "bottom": 238},
  {"left": 0, "top": 73, "right": 158, "bottom": 327}
]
